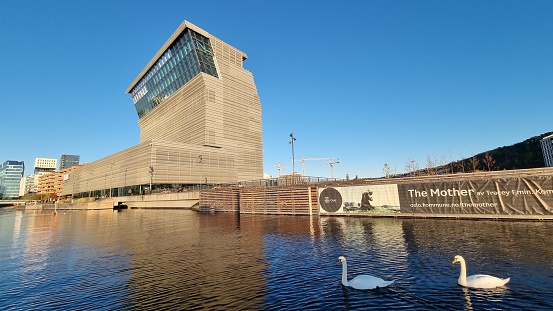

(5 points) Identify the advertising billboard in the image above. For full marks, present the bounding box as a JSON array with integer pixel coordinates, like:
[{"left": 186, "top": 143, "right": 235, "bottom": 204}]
[{"left": 319, "top": 175, "right": 553, "bottom": 215}]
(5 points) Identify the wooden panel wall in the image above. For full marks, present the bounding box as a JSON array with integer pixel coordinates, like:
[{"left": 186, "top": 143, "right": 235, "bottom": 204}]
[
  {"left": 200, "top": 185, "right": 318, "bottom": 215},
  {"left": 199, "top": 187, "right": 240, "bottom": 212}
]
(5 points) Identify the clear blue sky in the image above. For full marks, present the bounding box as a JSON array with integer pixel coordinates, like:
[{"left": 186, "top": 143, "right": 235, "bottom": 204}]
[{"left": 1, "top": 0, "right": 552, "bottom": 178}]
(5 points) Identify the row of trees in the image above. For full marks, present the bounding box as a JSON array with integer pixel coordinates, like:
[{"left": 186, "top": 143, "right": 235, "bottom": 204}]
[
  {"left": 382, "top": 152, "right": 496, "bottom": 178},
  {"left": 382, "top": 132, "right": 552, "bottom": 178}
]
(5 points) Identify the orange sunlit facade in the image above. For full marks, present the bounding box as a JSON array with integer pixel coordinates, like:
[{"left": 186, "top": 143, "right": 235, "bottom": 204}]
[{"left": 38, "top": 165, "right": 82, "bottom": 198}]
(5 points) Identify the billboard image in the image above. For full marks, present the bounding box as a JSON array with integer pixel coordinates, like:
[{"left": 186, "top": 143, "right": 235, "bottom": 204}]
[
  {"left": 319, "top": 175, "right": 553, "bottom": 215},
  {"left": 318, "top": 184, "right": 400, "bottom": 214},
  {"left": 397, "top": 177, "right": 553, "bottom": 215}
]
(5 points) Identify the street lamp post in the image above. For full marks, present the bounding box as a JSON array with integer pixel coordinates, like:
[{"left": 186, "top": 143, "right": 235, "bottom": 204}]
[
  {"left": 289, "top": 133, "right": 296, "bottom": 183},
  {"left": 149, "top": 166, "right": 154, "bottom": 194},
  {"left": 198, "top": 155, "right": 203, "bottom": 191},
  {"left": 110, "top": 162, "right": 114, "bottom": 197}
]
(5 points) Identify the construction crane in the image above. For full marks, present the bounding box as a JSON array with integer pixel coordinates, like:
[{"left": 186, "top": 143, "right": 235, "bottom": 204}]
[
  {"left": 273, "top": 162, "right": 287, "bottom": 176},
  {"left": 290, "top": 156, "right": 333, "bottom": 176},
  {"left": 316, "top": 158, "right": 341, "bottom": 178}
]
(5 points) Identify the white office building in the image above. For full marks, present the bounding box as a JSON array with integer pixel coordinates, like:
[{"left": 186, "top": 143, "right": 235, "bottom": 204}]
[{"left": 34, "top": 158, "right": 57, "bottom": 174}]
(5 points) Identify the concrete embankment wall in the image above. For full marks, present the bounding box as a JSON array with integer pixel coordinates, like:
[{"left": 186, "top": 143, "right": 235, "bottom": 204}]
[
  {"left": 23, "top": 199, "right": 116, "bottom": 211},
  {"left": 117, "top": 191, "right": 199, "bottom": 209},
  {"left": 57, "top": 199, "right": 115, "bottom": 210},
  {"left": 21, "top": 191, "right": 200, "bottom": 211}
]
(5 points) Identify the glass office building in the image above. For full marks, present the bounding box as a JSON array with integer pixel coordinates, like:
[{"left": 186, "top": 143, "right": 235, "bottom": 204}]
[
  {"left": 0, "top": 160, "right": 24, "bottom": 199},
  {"left": 60, "top": 154, "right": 80, "bottom": 170}
]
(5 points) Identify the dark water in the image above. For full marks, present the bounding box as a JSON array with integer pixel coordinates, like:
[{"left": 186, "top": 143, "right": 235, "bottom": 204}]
[{"left": 1, "top": 209, "right": 552, "bottom": 310}]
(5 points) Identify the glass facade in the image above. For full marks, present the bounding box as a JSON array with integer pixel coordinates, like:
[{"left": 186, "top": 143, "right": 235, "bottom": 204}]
[
  {"left": 541, "top": 135, "right": 553, "bottom": 167},
  {"left": 0, "top": 160, "right": 24, "bottom": 199},
  {"left": 60, "top": 154, "right": 80, "bottom": 170},
  {"left": 130, "top": 29, "right": 219, "bottom": 119}
]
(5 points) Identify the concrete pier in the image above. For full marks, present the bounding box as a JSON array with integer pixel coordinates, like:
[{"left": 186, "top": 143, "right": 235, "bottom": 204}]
[{"left": 116, "top": 191, "right": 199, "bottom": 209}]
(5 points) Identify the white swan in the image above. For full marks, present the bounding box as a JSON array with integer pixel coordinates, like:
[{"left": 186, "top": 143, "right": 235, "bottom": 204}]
[
  {"left": 452, "top": 255, "right": 510, "bottom": 289},
  {"left": 337, "top": 256, "right": 394, "bottom": 290}
]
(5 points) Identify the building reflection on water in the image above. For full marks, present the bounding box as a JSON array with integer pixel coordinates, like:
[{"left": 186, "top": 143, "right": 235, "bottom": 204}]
[{"left": 2, "top": 209, "right": 553, "bottom": 310}]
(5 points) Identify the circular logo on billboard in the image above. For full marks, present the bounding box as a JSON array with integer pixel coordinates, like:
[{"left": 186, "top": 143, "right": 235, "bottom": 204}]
[{"left": 319, "top": 188, "right": 342, "bottom": 213}]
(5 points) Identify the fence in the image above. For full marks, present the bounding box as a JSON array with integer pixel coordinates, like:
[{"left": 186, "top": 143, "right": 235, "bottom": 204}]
[{"left": 199, "top": 168, "right": 553, "bottom": 217}]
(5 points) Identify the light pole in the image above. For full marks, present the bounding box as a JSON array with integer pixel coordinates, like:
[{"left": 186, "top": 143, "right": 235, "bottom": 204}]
[
  {"left": 88, "top": 178, "right": 91, "bottom": 198},
  {"left": 198, "top": 155, "right": 203, "bottom": 190},
  {"left": 110, "top": 162, "right": 114, "bottom": 197},
  {"left": 149, "top": 166, "right": 154, "bottom": 194},
  {"left": 289, "top": 133, "right": 296, "bottom": 183}
]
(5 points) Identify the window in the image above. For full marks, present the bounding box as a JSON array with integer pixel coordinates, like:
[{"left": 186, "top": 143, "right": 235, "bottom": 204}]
[{"left": 131, "top": 29, "right": 219, "bottom": 119}]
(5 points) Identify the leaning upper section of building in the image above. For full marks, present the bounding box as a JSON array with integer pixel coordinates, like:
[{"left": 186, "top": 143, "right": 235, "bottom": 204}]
[
  {"left": 123, "top": 20, "right": 262, "bottom": 182},
  {"left": 126, "top": 20, "right": 247, "bottom": 119}
]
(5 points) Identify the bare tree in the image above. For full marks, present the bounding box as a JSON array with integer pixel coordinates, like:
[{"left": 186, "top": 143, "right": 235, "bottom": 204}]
[
  {"left": 445, "top": 150, "right": 456, "bottom": 174},
  {"left": 382, "top": 163, "right": 392, "bottom": 178},
  {"left": 436, "top": 154, "right": 448, "bottom": 174},
  {"left": 469, "top": 156, "right": 480, "bottom": 172},
  {"left": 425, "top": 154, "right": 437, "bottom": 175},
  {"left": 405, "top": 157, "right": 419, "bottom": 176},
  {"left": 405, "top": 158, "right": 412, "bottom": 176},
  {"left": 456, "top": 158, "right": 466, "bottom": 173},
  {"left": 483, "top": 152, "right": 496, "bottom": 171}
]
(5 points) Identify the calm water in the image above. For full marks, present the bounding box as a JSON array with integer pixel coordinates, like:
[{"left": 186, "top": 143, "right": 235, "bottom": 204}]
[{"left": 1, "top": 208, "right": 552, "bottom": 310}]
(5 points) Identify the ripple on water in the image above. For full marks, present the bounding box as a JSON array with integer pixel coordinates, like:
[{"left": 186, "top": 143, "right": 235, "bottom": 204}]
[{"left": 1, "top": 210, "right": 553, "bottom": 310}]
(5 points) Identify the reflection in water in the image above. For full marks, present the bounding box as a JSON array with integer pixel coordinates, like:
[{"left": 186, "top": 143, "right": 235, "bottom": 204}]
[
  {"left": 462, "top": 287, "right": 473, "bottom": 311},
  {"left": 340, "top": 285, "right": 351, "bottom": 308},
  {"left": 117, "top": 211, "right": 269, "bottom": 310},
  {"left": 1, "top": 209, "right": 552, "bottom": 310}
]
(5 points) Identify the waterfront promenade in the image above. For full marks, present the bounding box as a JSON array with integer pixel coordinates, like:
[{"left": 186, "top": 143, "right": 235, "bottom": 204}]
[
  {"left": 9, "top": 196, "right": 553, "bottom": 221},
  {"left": 6, "top": 167, "right": 553, "bottom": 221},
  {"left": 11, "top": 191, "right": 200, "bottom": 211}
]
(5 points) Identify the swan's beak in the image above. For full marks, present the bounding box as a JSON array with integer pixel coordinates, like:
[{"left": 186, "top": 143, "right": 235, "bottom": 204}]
[
  {"left": 452, "top": 258, "right": 458, "bottom": 264},
  {"left": 336, "top": 259, "right": 340, "bottom": 264}
]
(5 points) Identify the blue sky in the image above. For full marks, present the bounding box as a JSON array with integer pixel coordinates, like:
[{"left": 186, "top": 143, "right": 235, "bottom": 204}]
[{"left": 1, "top": 0, "right": 552, "bottom": 178}]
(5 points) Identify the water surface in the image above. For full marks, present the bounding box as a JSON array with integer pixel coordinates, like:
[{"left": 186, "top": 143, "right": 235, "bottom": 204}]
[{"left": 1, "top": 209, "right": 552, "bottom": 310}]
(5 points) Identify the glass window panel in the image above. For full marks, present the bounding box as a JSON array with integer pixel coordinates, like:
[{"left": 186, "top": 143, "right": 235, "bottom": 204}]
[{"left": 131, "top": 29, "right": 218, "bottom": 119}]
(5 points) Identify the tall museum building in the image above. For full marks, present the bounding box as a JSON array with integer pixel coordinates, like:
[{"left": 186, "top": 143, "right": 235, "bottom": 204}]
[{"left": 62, "top": 21, "right": 263, "bottom": 197}]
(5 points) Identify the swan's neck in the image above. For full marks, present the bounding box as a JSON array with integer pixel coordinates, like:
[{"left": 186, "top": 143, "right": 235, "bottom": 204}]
[
  {"left": 341, "top": 260, "right": 349, "bottom": 286},
  {"left": 458, "top": 259, "right": 467, "bottom": 286}
]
